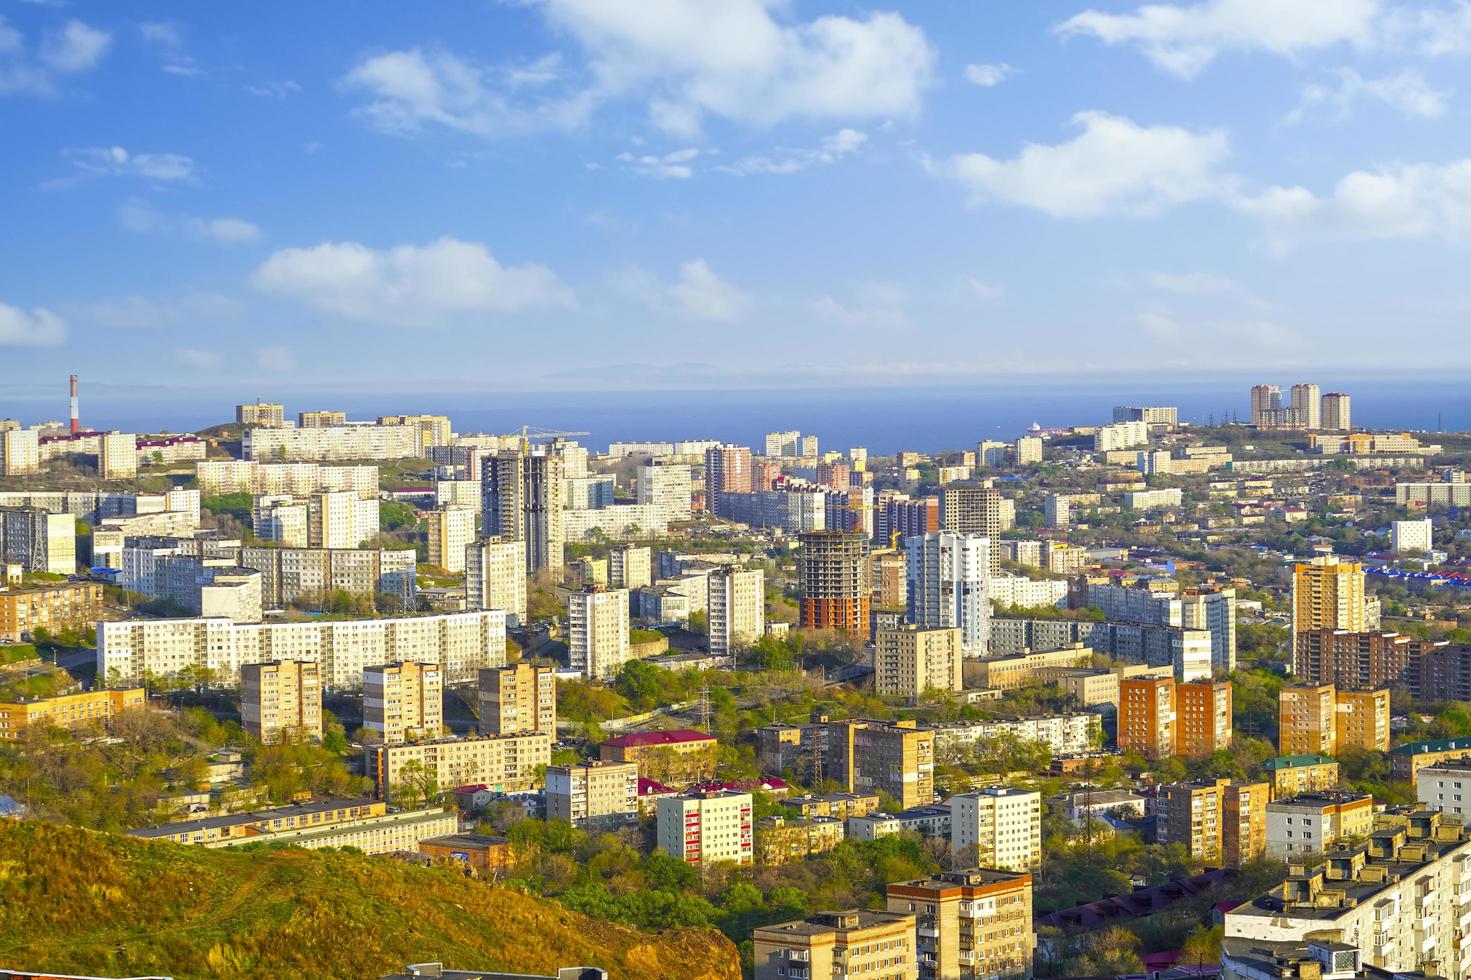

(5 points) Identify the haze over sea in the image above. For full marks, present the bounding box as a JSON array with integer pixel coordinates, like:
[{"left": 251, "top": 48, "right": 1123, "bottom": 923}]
[{"left": 2, "top": 377, "right": 1469, "bottom": 456}]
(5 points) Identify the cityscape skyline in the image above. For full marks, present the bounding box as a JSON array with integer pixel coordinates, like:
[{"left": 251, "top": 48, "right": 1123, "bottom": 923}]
[{"left": 7, "top": 2, "right": 1471, "bottom": 387}]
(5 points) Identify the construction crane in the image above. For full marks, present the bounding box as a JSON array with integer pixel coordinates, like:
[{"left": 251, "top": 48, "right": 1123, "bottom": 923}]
[{"left": 516, "top": 424, "right": 590, "bottom": 452}]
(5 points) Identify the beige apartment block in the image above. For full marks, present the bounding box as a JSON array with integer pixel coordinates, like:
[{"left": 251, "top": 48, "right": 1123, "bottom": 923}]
[{"left": 241, "top": 659, "right": 322, "bottom": 743}]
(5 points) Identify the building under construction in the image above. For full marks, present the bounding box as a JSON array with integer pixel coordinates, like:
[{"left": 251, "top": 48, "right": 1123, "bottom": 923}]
[{"left": 797, "top": 529, "right": 870, "bottom": 632}]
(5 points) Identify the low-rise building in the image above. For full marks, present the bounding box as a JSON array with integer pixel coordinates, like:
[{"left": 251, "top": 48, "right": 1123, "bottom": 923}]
[
  {"left": 779, "top": 792, "right": 881, "bottom": 822},
  {"left": 598, "top": 729, "right": 718, "bottom": 784},
  {"left": 753, "top": 910, "right": 918, "bottom": 980},
  {"left": 0, "top": 581, "right": 102, "bottom": 642},
  {"left": 130, "top": 798, "right": 456, "bottom": 854},
  {"left": 755, "top": 815, "right": 845, "bottom": 865},
  {"left": 1391, "top": 737, "right": 1471, "bottom": 782},
  {"left": 1266, "top": 791, "right": 1375, "bottom": 859},
  {"left": 417, "top": 833, "right": 513, "bottom": 878},
  {"left": 0, "top": 687, "right": 145, "bottom": 740},
  {"left": 1416, "top": 763, "right": 1471, "bottom": 819},
  {"left": 1262, "top": 754, "right": 1342, "bottom": 799},
  {"left": 368, "top": 733, "right": 551, "bottom": 803},
  {"left": 545, "top": 760, "right": 639, "bottom": 831}
]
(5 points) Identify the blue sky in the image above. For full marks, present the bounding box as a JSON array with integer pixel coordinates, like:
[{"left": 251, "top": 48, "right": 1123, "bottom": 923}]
[{"left": 5, "top": 0, "right": 1471, "bottom": 402}]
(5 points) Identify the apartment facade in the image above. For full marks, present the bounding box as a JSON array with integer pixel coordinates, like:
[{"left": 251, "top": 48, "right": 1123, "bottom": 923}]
[
  {"left": 0, "top": 507, "right": 75, "bottom": 574},
  {"left": 426, "top": 506, "right": 475, "bottom": 574},
  {"left": 656, "top": 789, "right": 754, "bottom": 866},
  {"left": 237, "top": 545, "right": 417, "bottom": 610},
  {"left": 0, "top": 687, "right": 145, "bottom": 740},
  {"left": 828, "top": 720, "right": 936, "bottom": 811},
  {"left": 875, "top": 625, "right": 964, "bottom": 700},
  {"left": 368, "top": 732, "right": 551, "bottom": 802},
  {"left": 1262, "top": 755, "right": 1342, "bottom": 799},
  {"left": 1293, "top": 559, "right": 1366, "bottom": 635},
  {"left": 464, "top": 537, "right": 527, "bottom": 626},
  {"left": 1280, "top": 684, "right": 1391, "bottom": 755},
  {"left": 477, "top": 663, "right": 555, "bottom": 736},
  {"left": 364, "top": 662, "right": 444, "bottom": 746},
  {"left": 133, "top": 799, "right": 456, "bottom": 855},
  {"left": 545, "top": 760, "right": 639, "bottom": 830},
  {"left": 482, "top": 450, "right": 565, "bottom": 573},
  {"left": 0, "top": 581, "right": 102, "bottom": 642},
  {"left": 240, "top": 659, "right": 322, "bottom": 743},
  {"left": 1265, "top": 792, "right": 1374, "bottom": 859},
  {"left": 949, "top": 788, "right": 1042, "bottom": 872},
  {"left": 799, "top": 530, "right": 871, "bottom": 632},
  {"left": 242, "top": 423, "right": 422, "bottom": 461},
  {"left": 708, "top": 565, "right": 765, "bottom": 658},
  {"left": 1119, "top": 677, "right": 1232, "bottom": 758},
  {"left": 754, "top": 910, "right": 918, "bottom": 980},
  {"left": 887, "top": 868, "right": 1034, "bottom": 980},
  {"left": 568, "top": 586, "right": 631, "bottom": 681},
  {"left": 906, "top": 532, "right": 992, "bottom": 657},
  {"left": 599, "top": 729, "right": 718, "bottom": 783}
]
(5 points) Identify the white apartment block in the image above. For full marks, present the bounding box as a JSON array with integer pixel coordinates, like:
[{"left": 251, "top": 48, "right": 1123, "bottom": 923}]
[
  {"left": 1094, "top": 421, "right": 1150, "bottom": 452},
  {"left": 238, "top": 546, "right": 416, "bottom": 610},
  {"left": 546, "top": 760, "right": 639, "bottom": 830},
  {"left": 950, "top": 788, "right": 1042, "bottom": 872},
  {"left": 368, "top": 732, "right": 551, "bottom": 803},
  {"left": 434, "top": 480, "right": 481, "bottom": 511},
  {"left": 196, "top": 460, "right": 378, "bottom": 497},
  {"left": 0, "top": 428, "right": 40, "bottom": 476},
  {"left": 907, "top": 532, "right": 991, "bottom": 656},
  {"left": 708, "top": 566, "right": 765, "bottom": 658},
  {"left": 98, "top": 431, "right": 139, "bottom": 479},
  {"left": 242, "top": 424, "right": 422, "bottom": 462},
  {"left": 0, "top": 508, "right": 76, "bottom": 574},
  {"left": 569, "top": 587, "right": 630, "bottom": 681},
  {"left": 309, "top": 491, "right": 378, "bottom": 548},
  {"left": 927, "top": 715, "right": 1099, "bottom": 760},
  {"left": 1124, "top": 488, "right": 1184, "bottom": 511},
  {"left": 96, "top": 609, "right": 507, "bottom": 688},
  {"left": 608, "top": 544, "right": 652, "bottom": 590},
  {"left": 253, "top": 496, "right": 309, "bottom": 548},
  {"left": 426, "top": 506, "right": 475, "bottom": 573},
  {"left": 656, "top": 790, "right": 754, "bottom": 866},
  {"left": 1392, "top": 519, "right": 1434, "bottom": 554},
  {"left": 1045, "top": 494, "right": 1071, "bottom": 528},
  {"left": 987, "top": 575, "right": 1069, "bottom": 610},
  {"left": 1418, "top": 765, "right": 1471, "bottom": 818},
  {"left": 562, "top": 503, "right": 667, "bottom": 542},
  {"left": 637, "top": 462, "right": 693, "bottom": 523},
  {"left": 464, "top": 538, "right": 527, "bottom": 626}
]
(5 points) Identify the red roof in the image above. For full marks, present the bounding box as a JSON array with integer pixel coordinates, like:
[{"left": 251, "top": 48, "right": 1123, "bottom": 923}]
[
  {"left": 637, "top": 777, "right": 675, "bottom": 796},
  {"left": 452, "top": 783, "right": 489, "bottom": 794},
  {"left": 689, "top": 777, "right": 789, "bottom": 793},
  {"left": 602, "top": 728, "right": 715, "bottom": 749}
]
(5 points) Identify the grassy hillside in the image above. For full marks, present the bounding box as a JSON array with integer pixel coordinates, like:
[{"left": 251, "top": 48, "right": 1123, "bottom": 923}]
[{"left": 0, "top": 822, "right": 742, "bottom": 980}]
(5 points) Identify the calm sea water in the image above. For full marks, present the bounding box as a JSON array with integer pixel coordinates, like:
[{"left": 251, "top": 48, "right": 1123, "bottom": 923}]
[{"left": 4, "top": 379, "right": 1469, "bottom": 455}]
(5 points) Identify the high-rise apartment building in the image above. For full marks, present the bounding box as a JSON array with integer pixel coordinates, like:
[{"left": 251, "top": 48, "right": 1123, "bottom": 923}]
[
  {"left": 754, "top": 910, "right": 917, "bottom": 980},
  {"left": 906, "top": 531, "right": 991, "bottom": 656},
  {"left": 1224, "top": 781, "right": 1270, "bottom": 866},
  {"left": 1044, "top": 494, "right": 1071, "bottom": 529},
  {"left": 297, "top": 409, "right": 348, "bottom": 428},
  {"left": 236, "top": 402, "right": 285, "bottom": 427},
  {"left": 98, "top": 431, "right": 138, "bottom": 479},
  {"left": 363, "top": 662, "right": 444, "bottom": 745},
  {"left": 764, "top": 431, "right": 800, "bottom": 457},
  {"left": 704, "top": 444, "right": 753, "bottom": 518},
  {"left": 798, "top": 530, "right": 870, "bottom": 632},
  {"left": 1321, "top": 392, "right": 1352, "bottom": 431},
  {"left": 1292, "top": 559, "right": 1366, "bottom": 636},
  {"left": 875, "top": 625, "right": 963, "bottom": 701},
  {"left": 307, "top": 490, "right": 378, "bottom": 548},
  {"left": 1281, "top": 684, "right": 1391, "bottom": 755},
  {"left": 708, "top": 565, "right": 765, "bottom": 658},
  {"left": 636, "top": 461, "right": 692, "bottom": 523},
  {"left": 1290, "top": 383, "right": 1322, "bottom": 430},
  {"left": 1250, "top": 384, "right": 1282, "bottom": 426},
  {"left": 0, "top": 428, "right": 40, "bottom": 476},
  {"left": 1177, "top": 679, "right": 1234, "bottom": 757},
  {"left": 1182, "top": 586, "right": 1238, "bottom": 675},
  {"left": 0, "top": 507, "right": 75, "bottom": 573},
  {"left": 886, "top": 869, "right": 1033, "bottom": 980},
  {"left": 477, "top": 663, "right": 555, "bottom": 737},
  {"left": 827, "top": 720, "right": 935, "bottom": 810},
  {"left": 425, "top": 506, "right": 475, "bottom": 574},
  {"left": 240, "top": 660, "right": 322, "bottom": 744},
  {"left": 482, "top": 450, "right": 565, "bottom": 573},
  {"left": 1119, "top": 677, "right": 1232, "bottom": 758},
  {"left": 608, "top": 544, "right": 652, "bottom": 590},
  {"left": 655, "top": 789, "right": 754, "bottom": 866},
  {"left": 546, "top": 759, "right": 638, "bottom": 831},
  {"left": 464, "top": 537, "right": 527, "bottom": 626},
  {"left": 1392, "top": 518, "right": 1434, "bottom": 554},
  {"left": 949, "top": 787, "right": 1042, "bottom": 872},
  {"left": 1336, "top": 688, "right": 1391, "bottom": 752},
  {"left": 568, "top": 586, "right": 630, "bottom": 681},
  {"left": 1014, "top": 437, "right": 1043, "bottom": 464},
  {"left": 1157, "top": 780, "right": 1226, "bottom": 863},
  {"left": 253, "top": 495, "right": 309, "bottom": 548},
  {"left": 938, "top": 483, "right": 1004, "bottom": 574}
]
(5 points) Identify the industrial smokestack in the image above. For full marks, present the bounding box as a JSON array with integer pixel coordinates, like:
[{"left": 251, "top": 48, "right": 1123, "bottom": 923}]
[{"left": 69, "top": 374, "right": 79, "bottom": 434}]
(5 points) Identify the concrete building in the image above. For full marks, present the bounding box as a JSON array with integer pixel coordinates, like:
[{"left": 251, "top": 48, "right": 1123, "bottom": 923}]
[
  {"left": 546, "top": 759, "right": 639, "bottom": 831},
  {"left": 367, "top": 732, "right": 551, "bottom": 802},
  {"left": 253, "top": 495, "right": 309, "bottom": 548},
  {"left": 1322, "top": 392, "right": 1352, "bottom": 431},
  {"left": 0, "top": 687, "right": 145, "bottom": 741},
  {"left": 705, "top": 443, "right": 754, "bottom": 518},
  {"left": 1293, "top": 559, "right": 1367, "bottom": 636},
  {"left": 240, "top": 660, "right": 322, "bottom": 744},
  {"left": 753, "top": 910, "right": 917, "bottom": 980},
  {"left": 236, "top": 402, "right": 286, "bottom": 427},
  {"left": 98, "top": 430, "right": 138, "bottom": 479},
  {"left": 938, "top": 483, "right": 1005, "bottom": 574},
  {"left": 875, "top": 625, "right": 963, "bottom": 701},
  {"left": 132, "top": 798, "right": 457, "bottom": 855},
  {"left": 828, "top": 719, "right": 936, "bottom": 810},
  {"left": 656, "top": 789, "right": 754, "bottom": 866},
  {"left": 0, "top": 581, "right": 102, "bottom": 643},
  {"left": 477, "top": 663, "right": 555, "bottom": 737},
  {"left": 196, "top": 460, "right": 378, "bottom": 497},
  {"left": 608, "top": 544, "right": 652, "bottom": 590},
  {"left": 1250, "top": 385, "right": 1282, "bottom": 427},
  {"left": 1225, "top": 781, "right": 1271, "bottom": 866},
  {"left": 1158, "top": 780, "right": 1228, "bottom": 863},
  {"left": 482, "top": 450, "right": 565, "bottom": 573},
  {"left": 237, "top": 545, "right": 416, "bottom": 611},
  {"left": 242, "top": 423, "right": 422, "bottom": 461},
  {"left": 0, "top": 507, "right": 75, "bottom": 573},
  {"left": 1416, "top": 763, "right": 1471, "bottom": 818},
  {"left": 885, "top": 868, "right": 1032, "bottom": 980},
  {"left": 298, "top": 409, "right": 348, "bottom": 428},
  {"left": 97, "top": 609, "right": 507, "bottom": 688},
  {"left": 1392, "top": 519, "right": 1434, "bottom": 554},
  {"left": 1178, "top": 678, "right": 1234, "bottom": 757},
  {"left": 950, "top": 787, "right": 1042, "bottom": 872},
  {"left": 708, "top": 565, "right": 764, "bottom": 658},
  {"left": 1291, "top": 383, "right": 1323, "bottom": 430},
  {"left": 0, "top": 428, "right": 40, "bottom": 476},
  {"left": 906, "top": 531, "right": 991, "bottom": 656},
  {"left": 1262, "top": 755, "right": 1342, "bottom": 799},
  {"left": 364, "top": 662, "right": 444, "bottom": 746},
  {"left": 425, "top": 506, "right": 475, "bottom": 574},
  {"left": 1280, "top": 684, "right": 1391, "bottom": 755},
  {"left": 798, "top": 530, "right": 870, "bottom": 632},
  {"left": 568, "top": 586, "right": 630, "bottom": 681},
  {"left": 1392, "top": 738, "right": 1471, "bottom": 782},
  {"left": 636, "top": 461, "right": 692, "bottom": 524},
  {"left": 599, "top": 728, "right": 717, "bottom": 783},
  {"left": 1044, "top": 494, "right": 1071, "bottom": 529},
  {"left": 1119, "top": 677, "right": 1232, "bottom": 758},
  {"left": 1265, "top": 792, "right": 1374, "bottom": 859},
  {"left": 1094, "top": 420, "right": 1151, "bottom": 452},
  {"left": 755, "top": 815, "right": 846, "bottom": 866},
  {"left": 308, "top": 490, "right": 378, "bottom": 549},
  {"left": 464, "top": 538, "right": 526, "bottom": 626}
]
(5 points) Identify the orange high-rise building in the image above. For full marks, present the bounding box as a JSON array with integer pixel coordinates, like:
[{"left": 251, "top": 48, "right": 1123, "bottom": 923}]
[
  {"left": 1177, "top": 680, "right": 1233, "bottom": 757},
  {"left": 1118, "top": 677, "right": 1176, "bottom": 759}
]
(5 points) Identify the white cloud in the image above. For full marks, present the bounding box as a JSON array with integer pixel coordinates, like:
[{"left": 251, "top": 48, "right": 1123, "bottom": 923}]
[
  {"left": 252, "top": 237, "right": 573, "bottom": 323},
  {"left": 0, "top": 301, "right": 67, "bottom": 347},
  {"left": 542, "top": 1, "right": 935, "bottom": 134},
  {"left": 1148, "top": 271, "right": 1239, "bottom": 294},
  {"left": 39, "top": 19, "right": 110, "bottom": 73},
  {"left": 139, "top": 22, "right": 181, "bottom": 48},
  {"left": 0, "top": 16, "right": 110, "bottom": 95},
  {"left": 963, "top": 277, "right": 1005, "bottom": 302},
  {"left": 720, "top": 128, "right": 867, "bottom": 176},
  {"left": 176, "top": 348, "right": 224, "bottom": 370},
  {"left": 616, "top": 146, "right": 703, "bottom": 179},
  {"left": 116, "top": 198, "right": 262, "bottom": 245},
  {"left": 810, "top": 282, "right": 910, "bottom": 328},
  {"left": 70, "top": 291, "right": 244, "bottom": 330},
  {"left": 928, "top": 111, "right": 1230, "bottom": 218},
  {"left": 1236, "top": 159, "right": 1471, "bottom": 247},
  {"left": 1286, "top": 68, "right": 1449, "bottom": 124},
  {"left": 963, "top": 63, "right": 1018, "bottom": 87},
  {"left": 341, "top": 48, "right": 595, "bottom": 137},
  {"left": 255, "top": 346, "right": 295, "bottom": 373},
  {"left": 245, "top": 80, "right": 301, "bottom": 99},
  {"left": 62, "top": 146, "right": 194, "bottom": 182},
  {"left": 1055, "top": 0, "right": 1380, "bottom": 78},
  {"left": 669, "top": 259, "right": 748, "bottom": 321}
]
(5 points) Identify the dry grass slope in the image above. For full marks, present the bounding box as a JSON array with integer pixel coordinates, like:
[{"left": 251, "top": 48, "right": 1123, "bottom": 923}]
[{"left": 0, "top": 821, "right": 741, "bottom": 980}]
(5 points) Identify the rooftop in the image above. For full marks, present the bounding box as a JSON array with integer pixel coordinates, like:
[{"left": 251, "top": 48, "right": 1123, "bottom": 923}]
[
  {"left": 601, "top": 728, "right": 715, "bottom": 748},
  {"left": 753, "top": 909, "right": 913, "bottom": 940},
  {"left": 1261, "top": 754, "right": 1338, "bottom": 770},
  {"left": 1391, "top": 736, "right": 1471, "bottom": 755},
  {"left": 130, "top": 797, "right": 377, "bottom": 838}
]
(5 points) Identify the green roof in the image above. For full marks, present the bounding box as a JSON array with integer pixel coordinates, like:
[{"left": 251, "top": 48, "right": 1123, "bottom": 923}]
[
  {"left": 1261, "top": 754, "right": 1336, "bottom": 770},
  {"left": 1390, "top": 737, "right": 1471, "bottom": 756}
]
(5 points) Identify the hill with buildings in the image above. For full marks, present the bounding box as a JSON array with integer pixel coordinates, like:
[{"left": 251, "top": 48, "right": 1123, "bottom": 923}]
[{"left": 0, "top": 821, "right": 742, "bottom": 980}]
